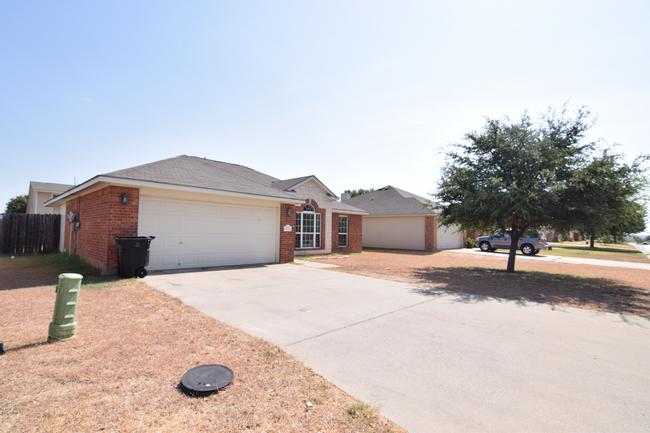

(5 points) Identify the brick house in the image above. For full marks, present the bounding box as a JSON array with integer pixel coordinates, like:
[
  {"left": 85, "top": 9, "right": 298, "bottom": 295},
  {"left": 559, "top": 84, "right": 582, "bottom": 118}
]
[
  {"left": 341, "top": 185, "right": 465, "bottom": 250},
  {"left": 45, "top": 156, "right": 366, "bottom": 274}
]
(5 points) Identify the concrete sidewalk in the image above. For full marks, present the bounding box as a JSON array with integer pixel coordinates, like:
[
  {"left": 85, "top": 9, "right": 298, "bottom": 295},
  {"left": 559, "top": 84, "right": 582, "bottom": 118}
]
[
  {"left": 449, "top": 247, "right": 650, "bottom": 270},
  {"left": 146, "top": 263, "right": 650, "bottom": 432}
]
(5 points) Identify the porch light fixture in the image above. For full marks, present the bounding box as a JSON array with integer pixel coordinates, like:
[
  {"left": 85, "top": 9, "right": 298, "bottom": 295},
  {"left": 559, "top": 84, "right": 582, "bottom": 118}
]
[
  {"left": 286, "top": 208, "right": 292, "bottom": 216},
  {"left": 121, "top": 193, "right": 129, "bottom": 205}
]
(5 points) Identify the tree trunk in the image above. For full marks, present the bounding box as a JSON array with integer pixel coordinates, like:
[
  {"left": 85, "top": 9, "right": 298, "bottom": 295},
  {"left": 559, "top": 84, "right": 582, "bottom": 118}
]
[
  {"left": 507, "top": 226, "right": 521, "bottom": 273},
  {"left": 590, "top": 234, "right": 595, "bottom": 248}
]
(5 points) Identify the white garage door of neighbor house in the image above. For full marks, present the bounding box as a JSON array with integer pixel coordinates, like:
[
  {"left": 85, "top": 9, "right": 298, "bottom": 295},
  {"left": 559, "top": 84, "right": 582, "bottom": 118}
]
[
  {"left": 139, "top": 197, "right": 278, "bottom": 271},
  {"left": 363, "top": 217, "right": 425, "bottom": 250},
  {"left": 437, "top": 225, "right": 463, "bottom": 249}
]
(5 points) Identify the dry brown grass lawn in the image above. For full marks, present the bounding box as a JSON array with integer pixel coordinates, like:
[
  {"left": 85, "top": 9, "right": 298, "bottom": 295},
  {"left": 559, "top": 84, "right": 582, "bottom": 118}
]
[
  {"left": 314, "top": 250, "right": 650, "bottom": 319},
  {"left": 0, "top": 257, "right": 404, "bottom": 433}
]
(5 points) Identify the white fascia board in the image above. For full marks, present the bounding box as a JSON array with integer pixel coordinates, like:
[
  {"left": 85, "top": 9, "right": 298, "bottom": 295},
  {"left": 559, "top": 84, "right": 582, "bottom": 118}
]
[
  {"left": 44, "top": 176, "right": 305, "bottom": 207},
  {"left": 43, "top": 176, "right": 102, "bottom": 207},
  {"left": 331, "top": 209, "right": 369, "bottom": 216},
  {"left": 362, "top": 213, "right": 439, "bottom": 218}
]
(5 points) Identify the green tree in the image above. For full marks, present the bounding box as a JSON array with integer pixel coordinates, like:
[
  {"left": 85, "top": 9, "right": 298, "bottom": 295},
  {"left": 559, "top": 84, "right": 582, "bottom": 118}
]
[
  {"left": 346, "top": 188, "right": 374, "bottom": 198},
  {"left": 610, "top": 202, "right": 647, "bottom": 243},
  {"left": 433, "top": 108, "right": 593, "bottom": 273},
  {"left": 558, "top": 150, "right": 649, "bottom": 247},
  {"left": 5, "top": 194, "right": 28, "bottom": 213}
]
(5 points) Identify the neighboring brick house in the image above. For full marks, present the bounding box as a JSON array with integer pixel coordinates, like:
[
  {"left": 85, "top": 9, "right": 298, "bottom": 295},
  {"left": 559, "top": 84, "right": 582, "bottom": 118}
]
[
  {"left": 341, "top": 185, "right": 465, "bottom": 251},
  {"left": 45, "top": 155, "right": 367, "bottom": 274}
]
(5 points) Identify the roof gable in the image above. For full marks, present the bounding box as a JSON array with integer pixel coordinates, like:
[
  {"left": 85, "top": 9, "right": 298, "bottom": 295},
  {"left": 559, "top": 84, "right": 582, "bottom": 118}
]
[{"left": 272, "top": 175, "right": 337, "bottom": 198}]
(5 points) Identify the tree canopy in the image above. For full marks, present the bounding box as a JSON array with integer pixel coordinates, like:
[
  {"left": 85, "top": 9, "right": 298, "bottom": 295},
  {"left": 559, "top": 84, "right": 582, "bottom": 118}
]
[
  {"left": 433, "top": 107, "right": 594, "bottom": 272},
  {"left": 557, "top": 150, "right": 649, "bottom": 246},
  {"left": 5, "top": 194, "right": 28, "bottom": 213},
  {"left": 346, "top": 188, "right": 374, "bottom": 198}
]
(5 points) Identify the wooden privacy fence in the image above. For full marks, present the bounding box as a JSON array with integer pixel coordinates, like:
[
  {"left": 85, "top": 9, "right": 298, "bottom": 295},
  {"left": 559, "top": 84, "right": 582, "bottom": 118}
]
[{"left": 0, "top": 214, "right": 61, "bottom": 255}]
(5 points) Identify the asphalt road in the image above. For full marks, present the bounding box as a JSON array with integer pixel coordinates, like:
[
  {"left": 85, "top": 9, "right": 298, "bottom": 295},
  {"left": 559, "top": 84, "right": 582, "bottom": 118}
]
[{"left": 146, "top": 263, "right": 650, "bottom": 432}]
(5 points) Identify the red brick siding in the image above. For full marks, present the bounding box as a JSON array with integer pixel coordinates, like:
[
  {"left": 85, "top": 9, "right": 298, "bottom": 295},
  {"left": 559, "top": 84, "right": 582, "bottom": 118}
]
[
  {"left": 425, "top": 215, "right": 438, "bottom": 250},
  {"left": 64, "top": 186, "right": 139, "bottom": 274},
  {"left": 279, "top": 203, "right": 295, "bottom": 262},
  {"left": 331, "top": 213, "right": 362, "bottom": 253},
  {"left": 294, "top": 199, "right": 327, "bottom": 252}
]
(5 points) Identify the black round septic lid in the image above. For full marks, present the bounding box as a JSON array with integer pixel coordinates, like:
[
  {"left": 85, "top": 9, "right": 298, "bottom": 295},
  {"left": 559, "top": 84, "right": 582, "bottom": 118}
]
[{"left": 180, "top": 364, "right": 234, "bottom": 396}]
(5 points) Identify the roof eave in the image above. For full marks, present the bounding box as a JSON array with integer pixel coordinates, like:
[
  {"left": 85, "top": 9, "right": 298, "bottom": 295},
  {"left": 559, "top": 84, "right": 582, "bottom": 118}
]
[{"left": 44, "top": 176, "right": 305, "bottom": 207}]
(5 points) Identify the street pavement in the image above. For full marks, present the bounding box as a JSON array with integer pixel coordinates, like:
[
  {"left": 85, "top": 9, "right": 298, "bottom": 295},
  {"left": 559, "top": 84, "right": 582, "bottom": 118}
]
[{"left": 146, "top": 263, "right": 650, "bottom": 432}]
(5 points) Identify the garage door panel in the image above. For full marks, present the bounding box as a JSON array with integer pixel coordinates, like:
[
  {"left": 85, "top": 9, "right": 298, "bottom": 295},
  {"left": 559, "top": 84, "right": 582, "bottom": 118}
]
[
  {"left": 182, "top": 254, "right": 199, "bottom": 265},
  {"left": 163, "top": 218, "right": 181, "bottom": 231},
  {"left": 203, "top": 205, "right": 218, "bottom": 215},
  {"left": 161, "top": 255, "right": 179, "bottom": 266},
  {"left": 201, "top": 254, "right": 217, "bottom": 264},
  {"left": 184, "top": 203, "right": 201, "bottom": 213},
  {"left": 201, "top": 218, "right": 219, "bottom": 232},
  {"left": 201, "top": 237, "right": 217, "bottom": 247},
  {"left": 161, "top": 237, "right": 179, "bottom": 248},
  {"left": 437, "top": 225, "right": 463, "bottom": 249},
  {"left": 140, "top": 217, "right": 161, "bottom": 231},
  {"left": 140, "top": 196, "right": 278, "bottom": 271},
  {"left": 163, "top": 202, "right": 183, "bottom": 213},
  {"left": 140, "top": 198, "right": 161, "bottom": 212},
  {"left": 219, "top": 253, "right": 233, "bottom": 264},
  {"left": 183, "top": 237, "right": 200, "bottom": 247}
]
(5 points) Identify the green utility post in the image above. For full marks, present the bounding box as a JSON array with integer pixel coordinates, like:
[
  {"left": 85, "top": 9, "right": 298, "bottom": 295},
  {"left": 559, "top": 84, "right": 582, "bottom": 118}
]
[{"left": 48, "top": 273, "right": 83, "bottom": 342}]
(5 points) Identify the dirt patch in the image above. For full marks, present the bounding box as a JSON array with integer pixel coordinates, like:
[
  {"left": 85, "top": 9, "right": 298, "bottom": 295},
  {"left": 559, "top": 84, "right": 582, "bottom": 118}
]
[
  {"left": 0, "top": 259, "right": 403, "bottom": 433},
  {"left": 314, "top": 250, "right": 650, "bottom": 319}
]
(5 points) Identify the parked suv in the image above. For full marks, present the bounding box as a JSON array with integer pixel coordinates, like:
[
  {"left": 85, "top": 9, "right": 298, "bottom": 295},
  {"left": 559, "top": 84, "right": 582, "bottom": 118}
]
[{"left": 476, "top": 233, "right": 550, "bottom": 256}]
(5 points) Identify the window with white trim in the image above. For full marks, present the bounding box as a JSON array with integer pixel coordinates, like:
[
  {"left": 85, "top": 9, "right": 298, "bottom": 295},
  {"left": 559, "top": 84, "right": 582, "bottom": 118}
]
[
  {"left": 338, "top": 215, "right": 348, "bottom": 247},
  {"left": 295, "top": 204, "right": 321, "bottom": 249}
]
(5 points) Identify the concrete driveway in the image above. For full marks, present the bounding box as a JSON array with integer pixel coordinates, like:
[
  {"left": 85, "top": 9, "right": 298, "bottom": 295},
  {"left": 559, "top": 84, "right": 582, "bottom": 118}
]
[{"left": 146, "top": 263, "right": 650, "bottom": 432}]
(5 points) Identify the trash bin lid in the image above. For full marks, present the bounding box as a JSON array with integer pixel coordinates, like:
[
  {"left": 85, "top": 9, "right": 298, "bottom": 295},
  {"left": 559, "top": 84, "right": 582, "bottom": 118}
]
[{"left": 180, "top": 364, "right": 234, "bottom": 396}]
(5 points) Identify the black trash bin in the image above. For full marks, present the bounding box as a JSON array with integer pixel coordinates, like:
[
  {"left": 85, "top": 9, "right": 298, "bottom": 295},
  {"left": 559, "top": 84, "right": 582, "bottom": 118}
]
[{"left": 114, "top": 236, "right": 156, "bottom": 278}]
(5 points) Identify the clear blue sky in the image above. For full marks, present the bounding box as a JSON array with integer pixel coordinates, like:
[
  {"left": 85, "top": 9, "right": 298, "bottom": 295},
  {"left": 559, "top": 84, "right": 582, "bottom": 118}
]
[{"left": 2, "top": 1, "right": 648, "bottom": 219}]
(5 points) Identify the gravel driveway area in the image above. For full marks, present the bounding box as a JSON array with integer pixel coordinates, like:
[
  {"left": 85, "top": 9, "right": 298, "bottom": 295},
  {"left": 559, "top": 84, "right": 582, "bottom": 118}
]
[{"left": 312, "top": 249, "right": 650, "bottom": 318}]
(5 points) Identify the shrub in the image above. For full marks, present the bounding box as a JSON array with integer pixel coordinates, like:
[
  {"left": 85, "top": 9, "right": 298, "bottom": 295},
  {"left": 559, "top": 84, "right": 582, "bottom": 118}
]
[{"left": 465, "top": 238, "right": 475, "bottom": 249}]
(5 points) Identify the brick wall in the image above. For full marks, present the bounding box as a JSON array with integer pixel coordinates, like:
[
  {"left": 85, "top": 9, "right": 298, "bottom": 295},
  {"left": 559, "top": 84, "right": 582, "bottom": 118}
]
[
  {"left": 64, "top": 186, "right": 140, "bottom": 274},
  {"left": 425, "top": 215, "right": 437, "bottom": 250},
  {"left": 279, "top": 203, "right": 295, "bottom": 262},
  {"left": 331, "top": 213, "right": 363, "bottom": 253}
]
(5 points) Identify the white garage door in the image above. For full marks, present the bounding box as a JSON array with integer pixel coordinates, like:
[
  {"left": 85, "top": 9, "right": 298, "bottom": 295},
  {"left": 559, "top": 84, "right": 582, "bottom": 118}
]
[
  {"left": 363, "top": 217, "right": 425, "bottom": 250},
  {"left": 437, "top": 225, "right": 464, "bottom": 249},
  {"left": 139, "top": 196, "right": 278, "bottom": 271}
]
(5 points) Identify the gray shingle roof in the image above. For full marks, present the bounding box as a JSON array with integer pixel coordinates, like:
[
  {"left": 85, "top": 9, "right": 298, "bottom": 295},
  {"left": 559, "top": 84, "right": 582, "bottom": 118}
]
[
  {"left": 331, "top": 201, "right": 368, "bottom": 214},
  {"left": 30, "top": 182, "right": 74, "bottom": 194},
  {"left": 341, "top": 185, "right": 436, "bottom": 216},
  {"left": 271, "top": 176, "right": 313, "bottom": 191},
  {"left": 102, "top": 155, "right": 299, "bottom": 200}
]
